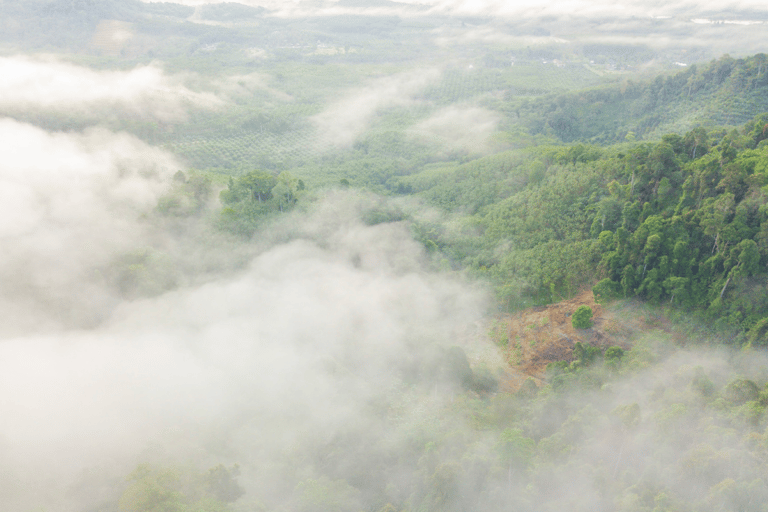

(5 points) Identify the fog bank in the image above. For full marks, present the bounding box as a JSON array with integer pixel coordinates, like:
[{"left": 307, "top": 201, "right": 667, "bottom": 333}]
[
  {"left": 0, "top": 56, "right": 222, "bottom": 122},
  {"left": 0, "top": 120, "right": 490, "bottom": 510}
]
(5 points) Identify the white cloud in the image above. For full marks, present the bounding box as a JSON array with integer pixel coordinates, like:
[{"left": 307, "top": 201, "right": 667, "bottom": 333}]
[
  {"left": 312, "top": 69, "right": 440, "bottom": 148},
  {"left": 0, "top": 119, "right": 179, "bottom": 334},
  {"left": 0, "top": 56, "right": 223, "bottom": 122},
  {"left": 408, "top": 106, "right": 502, "bottom": 154},
  {"left": 0, "top": 189, "right": 489, "bottom": 511}
]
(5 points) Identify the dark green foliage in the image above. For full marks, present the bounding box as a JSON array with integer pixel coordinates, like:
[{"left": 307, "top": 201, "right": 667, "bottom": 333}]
[
  {"left": 572, "top": 341, "right": 600, "bottom": 367},
  {"left": 691, "top": 367, "right": 716, "bottom": 398},
  {"left": 435, "top": 114, "right": 768, "bottom": 341},
  {"left": 747, "top": 317, "right": 768, "bottom": 347},
  {"left": 12, "top": 8, "right": 768, "bottom": 511},
  {"left": 470, "top": 366, "right": 499, "bottom": 394},
  {"left": 444, "top": 346, "right": 473, "bottom": 390},
  {"left": 571, "top": 306, "right": 593, "bottom": 329},
  {"left": 204, "top": 465, "right": 245, "bottom": 503},
  {"left": 349, "top": 110, "right": 768, "bottom": 339},
  {"left": 724, "top": 378, "right": 760, "bottom": 404},
  {"left": 546, "top": 360, "right": 569, "bottom": 377},
  {"left": 604, "top": 346, "right": 625, "bottom": 367},
  {"left": 593, "top": 278, "right": 622, "bottom": 303}
]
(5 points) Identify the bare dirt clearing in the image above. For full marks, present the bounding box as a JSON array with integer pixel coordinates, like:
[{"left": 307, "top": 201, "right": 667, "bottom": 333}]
[{"left": 491, "top": 290, "right": 661, "bottom": 392}]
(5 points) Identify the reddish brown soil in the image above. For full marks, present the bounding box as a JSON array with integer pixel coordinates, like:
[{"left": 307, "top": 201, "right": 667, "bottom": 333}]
[{"left": 493, "top": 290, "right": 633, "bottom": 393}]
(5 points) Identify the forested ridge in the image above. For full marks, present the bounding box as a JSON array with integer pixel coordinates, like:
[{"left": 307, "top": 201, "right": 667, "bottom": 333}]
[
  {"left": 381, "top": 109, "right": 768, "bottom": 346},
  {"left": 515, "top": 53, "right": 768, "bottom": 144}
]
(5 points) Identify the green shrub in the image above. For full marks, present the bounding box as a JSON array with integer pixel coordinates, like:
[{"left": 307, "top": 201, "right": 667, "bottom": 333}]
[
  {"left": 593, "top": 278, "right": 621, "bottom": 304},
  {"left": 470, "top": 366, "right": 499, "bottom": 394},
  {"left": 604, "top": 346, "right": 625, "bottom": 370},
  {"left": 724, "top": 378, "right": 760, "bottom": 404},
  {"left": 572, "top": 305, "right": 593, "bottom": 329}
]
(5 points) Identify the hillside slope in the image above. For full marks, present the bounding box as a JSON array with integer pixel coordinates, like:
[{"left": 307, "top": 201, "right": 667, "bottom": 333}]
[{"left": 514, "top": 53, "right": 768, "bottom": 144}]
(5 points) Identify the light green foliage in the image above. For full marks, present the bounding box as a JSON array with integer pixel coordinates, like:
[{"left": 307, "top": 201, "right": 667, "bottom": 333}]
[
  {"left": 156, "top": 171, "right": 213, "bottom": 217},
  {"left": 119, "top": 465, "right": 186, "bottom": 512},
  {"left": 496, "top": 428, "right": 534, "bottom": 470},
  {"left": 218, "top": 169, "right": 305, "bottom": 235},
  {"left": 612, "top": 402, "right": 641, "bottom": 429},
  {"left": 107, "top": 248, "right": 180, "bottom": 299},
  {"left": 294, "top": 477, "right": 361, "bottom": 512},
  {"left": 572, "top": 306, "right": 594, "bottom": 329},
  {"left": 119, "top": 464, "right": 240, "bottom": 512},
  {"left": 488, "top": 319, "right": 509, "bottom": 348}
]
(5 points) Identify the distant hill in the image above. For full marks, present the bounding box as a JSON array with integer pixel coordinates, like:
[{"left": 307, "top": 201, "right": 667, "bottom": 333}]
[{"left": 515, "top": 53, "right": 768, "bottom": 144}]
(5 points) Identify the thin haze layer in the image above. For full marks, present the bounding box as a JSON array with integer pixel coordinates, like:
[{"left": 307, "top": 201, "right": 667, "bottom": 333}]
[{"left": 141, "top": 0, "right": 768, "bottom": 18}]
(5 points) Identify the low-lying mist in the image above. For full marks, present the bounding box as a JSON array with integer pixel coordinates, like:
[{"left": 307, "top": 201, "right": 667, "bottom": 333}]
[
  {"left": 0, "top": 118, "right": 490, "bottom": 510},
  {"left": 0, "top": 118, "right": 180, "bottom": 334},
  {"left": 312, "top": 69, "right": 441, "bottom": 149},
  {"left": 408, "top": 106, "right": 502, "bottom": 155},
  {"left": 0, "top": 56, "right": 222, "bottom": 123}
]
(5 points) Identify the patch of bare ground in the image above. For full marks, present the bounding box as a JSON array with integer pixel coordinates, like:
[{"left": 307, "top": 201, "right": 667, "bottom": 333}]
[{"left": 492, "top": 290, "right": 666, "bottom": 393}]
